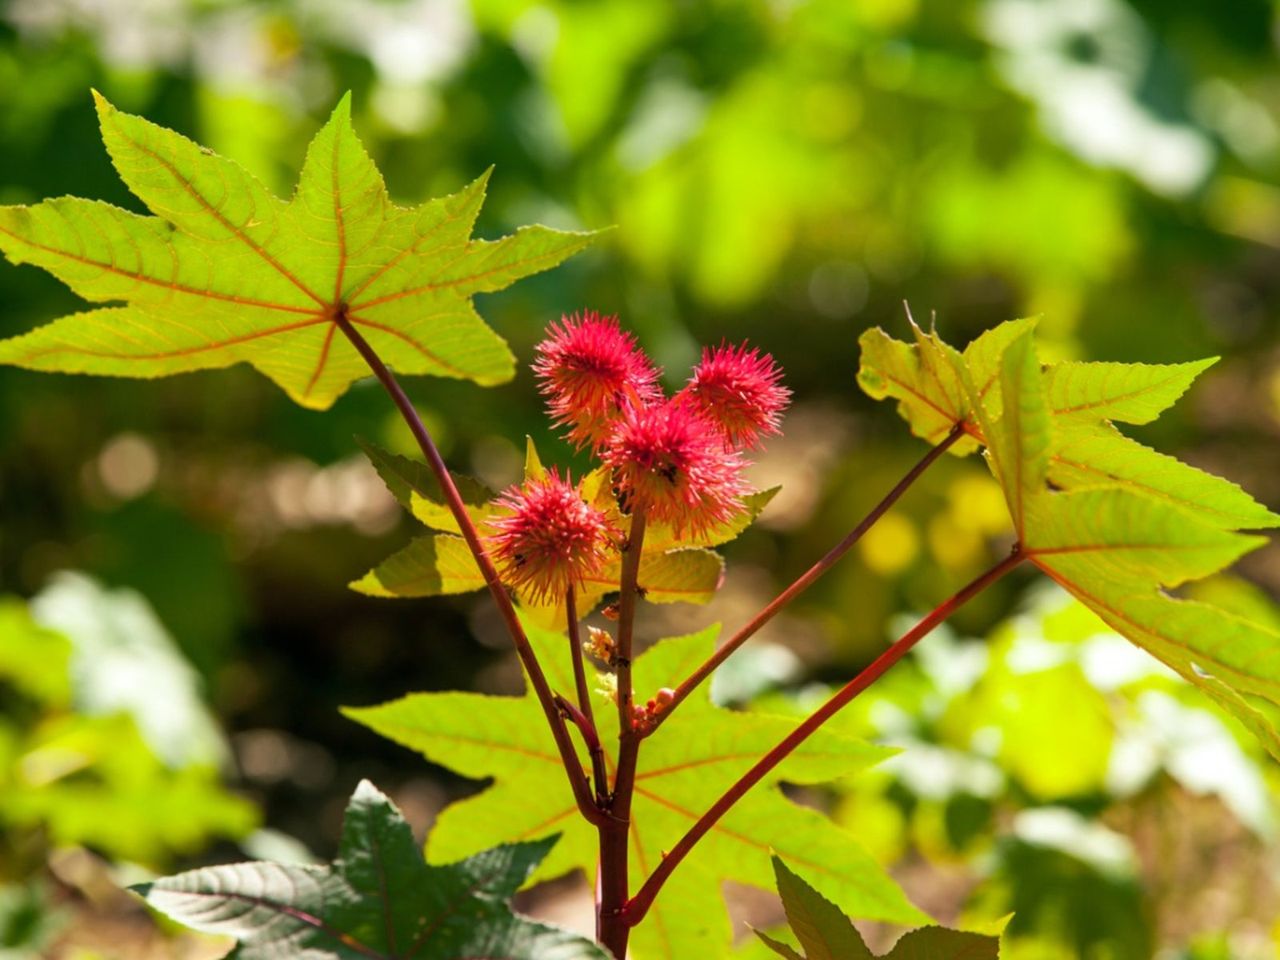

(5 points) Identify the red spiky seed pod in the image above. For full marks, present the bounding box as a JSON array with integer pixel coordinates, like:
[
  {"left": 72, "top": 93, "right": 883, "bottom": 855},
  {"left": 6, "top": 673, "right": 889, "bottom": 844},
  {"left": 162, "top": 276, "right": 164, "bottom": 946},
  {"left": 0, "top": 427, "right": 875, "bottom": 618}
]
[
  {"left": 601, "top": 399, "right": 749, "bottom": 536},
  {"left": 487, "top": 470, "right": 616, "bottom": 603},
  {"left": 679, "top": 342, "right": 790, "bottom": 450},
  {"left": 532, "top": 311, "right": 661, "bottom": 450}
]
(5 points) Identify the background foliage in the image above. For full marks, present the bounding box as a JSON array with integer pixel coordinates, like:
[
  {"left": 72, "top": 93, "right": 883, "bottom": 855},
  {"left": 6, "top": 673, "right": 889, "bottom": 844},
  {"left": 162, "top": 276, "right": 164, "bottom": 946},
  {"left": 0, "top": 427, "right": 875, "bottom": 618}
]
[{"left": 1, "top": 0, "right": 1278, "bottom": 957}]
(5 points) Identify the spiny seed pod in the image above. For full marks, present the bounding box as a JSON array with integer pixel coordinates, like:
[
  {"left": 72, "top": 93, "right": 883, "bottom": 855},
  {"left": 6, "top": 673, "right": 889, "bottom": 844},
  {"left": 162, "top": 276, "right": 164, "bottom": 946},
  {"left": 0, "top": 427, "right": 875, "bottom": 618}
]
[
  {"left": 601, "top": 399, "right": 749, "bottom": 536},
  {"left": 533, "top": 311, "right": 661, "bottom": 450},
  {"left": 679, "top": 342, "right": 790, "bottom": 450},
  {"left": 487, "top": 470, "right": 616, "bottom": 603}
]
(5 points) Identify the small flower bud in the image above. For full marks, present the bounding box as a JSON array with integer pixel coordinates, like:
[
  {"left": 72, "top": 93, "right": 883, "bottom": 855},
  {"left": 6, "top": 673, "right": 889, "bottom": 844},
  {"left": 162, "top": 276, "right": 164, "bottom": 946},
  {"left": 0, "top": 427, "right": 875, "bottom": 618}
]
[
  {"left": 595, "top": 672, "right": 618, "bottom": 705},
  {"left": 584, "top": 626, "right": 615, "bottom": 663}
]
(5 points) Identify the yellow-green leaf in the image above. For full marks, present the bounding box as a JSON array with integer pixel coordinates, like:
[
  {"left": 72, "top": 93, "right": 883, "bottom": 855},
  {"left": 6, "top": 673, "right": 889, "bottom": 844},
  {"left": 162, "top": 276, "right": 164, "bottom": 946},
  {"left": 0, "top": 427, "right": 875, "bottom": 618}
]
[
  {"left": 0, "top": 94, "right": 596, "bottom": 409},
  {"left": 345, "top": 620, "right": 925, "bottom": 960}
]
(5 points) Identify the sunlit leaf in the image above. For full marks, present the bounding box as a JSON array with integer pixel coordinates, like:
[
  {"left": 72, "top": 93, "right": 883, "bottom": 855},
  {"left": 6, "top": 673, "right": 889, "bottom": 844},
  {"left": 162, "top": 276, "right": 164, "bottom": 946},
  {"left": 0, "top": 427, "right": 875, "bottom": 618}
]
[
  {"left": 132, "top": 780, "right": 608, "bottom": 959},
  {"left": 344, "top": 620, "right": 924, "bottom": 960},
  {"left": 0, "top": 94, "right": 595, "bottom": 408},
  {"left": 1042, "top": 358, "right": 1216, "bottom": 425},
  {"left": 1049, "top": 420, "right": 1279, "bottom": 530}
]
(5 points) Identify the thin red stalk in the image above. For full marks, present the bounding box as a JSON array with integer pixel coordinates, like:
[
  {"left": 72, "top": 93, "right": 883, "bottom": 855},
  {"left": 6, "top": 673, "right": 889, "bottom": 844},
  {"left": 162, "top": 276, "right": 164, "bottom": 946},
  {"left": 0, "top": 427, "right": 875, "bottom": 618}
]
[
  {"left": 334, "top": 311, "right": 606, "bottom": 828},
  {"left": 567, "top": 587, "right": 609, "bottom": 804},
  {"left": 645, "top": 423, "right": 965, "bottom": 737},
  {"left": 597, "top": 510, "right": 648, "bottom": 957},
  {"left": 623, "top": 544, "right": 1026, "bottom": 927}
]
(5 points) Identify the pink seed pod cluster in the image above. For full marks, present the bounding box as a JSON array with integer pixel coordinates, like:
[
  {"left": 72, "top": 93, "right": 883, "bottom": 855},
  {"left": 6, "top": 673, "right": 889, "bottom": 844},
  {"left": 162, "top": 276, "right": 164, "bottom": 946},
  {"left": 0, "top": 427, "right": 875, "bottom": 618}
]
[
  {"left": 487, "top": 469, "right": 616, "bottom": 603},
  {"left": 534, "top": 311, "right": 789, "bottom": 538},
  {"left": 532, "top": 312, "right": 661, "bottom": 451}
]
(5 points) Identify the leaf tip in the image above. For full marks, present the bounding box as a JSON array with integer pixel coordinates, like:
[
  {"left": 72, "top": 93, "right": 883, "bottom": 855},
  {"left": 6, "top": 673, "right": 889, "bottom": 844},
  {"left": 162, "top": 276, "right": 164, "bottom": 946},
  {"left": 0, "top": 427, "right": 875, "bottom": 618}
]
[
  {"left": 330, "top": 90, "right": 355, "bottom": 122},
  {"left": 127, "top": 881, "right": 154, "bottom": 899},
  {"left": 90, "top": 88, "right": 116, "bottom": 122}
]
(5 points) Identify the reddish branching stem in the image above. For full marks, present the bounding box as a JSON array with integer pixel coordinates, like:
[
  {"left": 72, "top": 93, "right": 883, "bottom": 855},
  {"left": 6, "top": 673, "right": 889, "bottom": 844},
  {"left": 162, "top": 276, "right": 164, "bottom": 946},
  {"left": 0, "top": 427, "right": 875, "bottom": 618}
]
[
  {"left": 334, "top": 312, "right": 607, "bottom": 828},
  {"left": 566, "top": 587, "right": 609, "bottom": 804},
  {"left": 597, "top": 510, "right": 648, "bottom": 957},
  {"left": 623, "top": 543, "right": 1026, "bottom": 927},
  {"left": 644, "top": 423, "right": 966, "bottom": 736}
]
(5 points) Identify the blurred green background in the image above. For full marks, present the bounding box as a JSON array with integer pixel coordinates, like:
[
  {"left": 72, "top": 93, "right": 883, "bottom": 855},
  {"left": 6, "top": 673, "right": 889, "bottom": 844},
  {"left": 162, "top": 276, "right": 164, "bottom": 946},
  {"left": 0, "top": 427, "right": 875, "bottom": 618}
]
[{"left": 1, "top": 0, "right": 1278, "bottom": 957}]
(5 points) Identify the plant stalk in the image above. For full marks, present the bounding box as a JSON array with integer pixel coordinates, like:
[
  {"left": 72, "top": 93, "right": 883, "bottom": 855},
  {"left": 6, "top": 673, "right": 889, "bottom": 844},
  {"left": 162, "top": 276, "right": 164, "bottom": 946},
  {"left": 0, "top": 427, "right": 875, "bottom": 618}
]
[
  {"left": 623, "top": 543, "right": 1026, "bottom": 927},
  {"left": 335, "top": 310, "right": 606, "bottom": 828},
  {"left": 598, "top": 510, "right": 648, "bottom": 957},
  {"left": 645, "top": 423, "right": 965, "bottom": 736},
  {"left": 567, "top": 587, "right": 609, "bottom": 804}
]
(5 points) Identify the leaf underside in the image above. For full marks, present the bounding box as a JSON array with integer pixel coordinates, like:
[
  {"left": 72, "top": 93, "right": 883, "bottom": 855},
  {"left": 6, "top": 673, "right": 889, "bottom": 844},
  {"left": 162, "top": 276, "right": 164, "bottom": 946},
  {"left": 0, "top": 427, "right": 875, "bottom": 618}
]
[
  {"left": 132, "top": 779, "right": 609, "bottom": 959},
  {"left": 0, "top": 93, "right": 596, "bottom": 409},
  {"left": 344, "top": 621, "right": 927, "bottom": 960},
  {"left": 859, "top": 318, "right": 1280, "bottom": 758}
]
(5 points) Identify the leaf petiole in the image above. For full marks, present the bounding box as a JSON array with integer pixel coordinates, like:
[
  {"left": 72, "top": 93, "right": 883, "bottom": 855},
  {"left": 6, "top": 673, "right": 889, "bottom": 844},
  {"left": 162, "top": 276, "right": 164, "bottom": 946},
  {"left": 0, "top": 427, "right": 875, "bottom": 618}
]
[
  {"left": 644, "top": 422, "right": 966, "bottom": 736},
  {"left": 623, "top": 542, "right": 1027, "bottom": 928},
  {"left": 333, "top": 309, "right": 609, "bottom": 829}
]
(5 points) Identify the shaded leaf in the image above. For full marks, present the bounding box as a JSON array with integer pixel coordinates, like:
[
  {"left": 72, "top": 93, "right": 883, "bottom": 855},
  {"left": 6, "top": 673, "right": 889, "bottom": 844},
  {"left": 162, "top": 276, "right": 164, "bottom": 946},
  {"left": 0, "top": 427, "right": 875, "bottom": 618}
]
[
  {"left": 358, "top": 437, "right": 497, "bottom": 534},
  {"left": 0, "top": 94, "right": 595, "bottom": 408},
  {"left": 345, "top": 620, "right": 923, "bottom": 960},
  {"left": 349, "top": 535, "right": 481, "bottom": 598},
  {"left": 757, "top": 856, "right": 998, "bottom": 960},
  {"left": 132, "top": 780, "right": 608, "bottom": 959}
]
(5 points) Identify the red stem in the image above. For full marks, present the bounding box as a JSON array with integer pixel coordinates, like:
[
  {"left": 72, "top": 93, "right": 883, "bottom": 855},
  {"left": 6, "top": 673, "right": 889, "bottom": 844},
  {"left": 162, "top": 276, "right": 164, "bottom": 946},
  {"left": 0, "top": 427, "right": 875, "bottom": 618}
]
[
  {"left": 334, "top": 311, "right": 607, "bottom": 828},
  {"left": 567, "top": 587, "right": 609, "bottom": 804},
  {"left": 645, "top": 423, "right": 964, "bottom": 736},
  {"left": 597, "top": 510, "right": 648, "bottom": 957},
  {"left": 623, "top": 543, "right": 1026, "bottom": 927}
]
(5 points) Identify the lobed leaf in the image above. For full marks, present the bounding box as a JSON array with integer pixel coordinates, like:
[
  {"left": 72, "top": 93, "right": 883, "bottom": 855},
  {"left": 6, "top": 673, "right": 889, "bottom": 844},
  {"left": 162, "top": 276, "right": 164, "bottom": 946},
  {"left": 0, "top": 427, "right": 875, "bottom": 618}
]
[
  {"left": 133, "top": 780, "right": 608, "bottom": 959},
  {"left": 859, "top": 317, "right": 1280, "bottom": 759},
  {"left": 0, "top": 94, "right": 596, "bottom": 409},
  {"left": 757, "top": 856, "right": 998, "bottom": 960},
  {"left": 350, "top": 535, "right": 482, "bottom": 598},
  {"left": 358, "top": 438, "right": 497, "bottom": 534},
  {"left": 345, "top": 620, "right": 923, "bottom": 960},
  {"left": 1049, "top": 420, "right": 1279, "bottom": 531},
  {"left": 1043, "top": 357, "right": 1216, "bottom": 425},
  {"left": 968, "top": 328, "right": 1052, "bottom": 539}
]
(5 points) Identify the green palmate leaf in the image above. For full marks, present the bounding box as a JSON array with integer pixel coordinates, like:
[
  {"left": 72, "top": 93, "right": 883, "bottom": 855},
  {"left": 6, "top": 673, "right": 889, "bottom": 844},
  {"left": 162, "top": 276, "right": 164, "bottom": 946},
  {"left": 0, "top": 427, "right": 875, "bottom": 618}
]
[
  {"left": 0, "top": 94, "right": 595, "bottom": 409},
  {"left": 756, "top": 856, "right": 998, "bottom": 960},
  {"left": 1021, "top": 488, "right": 1280, "bottom": 757},
  {"left": 860, "top": 318, "right": 1280, "bottom": 756},
  {"left": 855, "top": 316, "right": 1036, "bottom": 455},
  {"left": 968, "top": 328, "right": 1052, "bottom": 539},
  {"left": 1042, "top": 358, "right": 1216, "bottom": 425},
  {"left": 1049, "top": 420, "right": 1280, "bottom": 531},
  {"left": 858, "top": 319, "right": 1278, "bottom": 532},
  {"left": 344, "top": 620, "right": 925, "bottom": 960},
  {"left": 133, "top": 780, "right": 607, "bottom": 959},
  {"left": 856, "top": 323, "right": 978, "bottom": 455}
]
